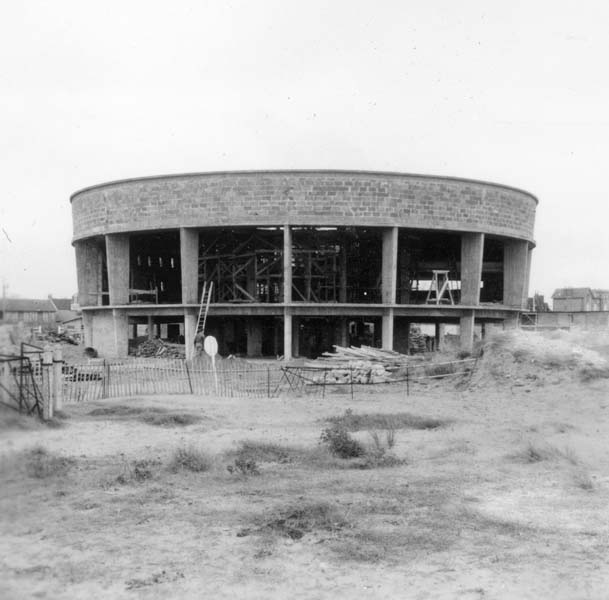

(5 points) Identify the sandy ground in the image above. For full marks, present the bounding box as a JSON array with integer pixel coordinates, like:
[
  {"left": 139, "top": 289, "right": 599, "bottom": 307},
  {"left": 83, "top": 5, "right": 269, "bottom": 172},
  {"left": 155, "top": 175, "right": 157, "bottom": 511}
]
[{"left": 1, "top": 375, "right": 609, "bottom": 599}]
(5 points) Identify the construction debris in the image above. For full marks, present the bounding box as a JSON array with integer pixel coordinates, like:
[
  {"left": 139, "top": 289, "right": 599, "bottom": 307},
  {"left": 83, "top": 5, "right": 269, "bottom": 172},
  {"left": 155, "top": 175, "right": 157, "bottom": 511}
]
[
  {"left": 133, "top": 339, "right": 186, "bottom": 359},
  {"left": 304, "top": 345, "right": 422, "bottom": 384}
]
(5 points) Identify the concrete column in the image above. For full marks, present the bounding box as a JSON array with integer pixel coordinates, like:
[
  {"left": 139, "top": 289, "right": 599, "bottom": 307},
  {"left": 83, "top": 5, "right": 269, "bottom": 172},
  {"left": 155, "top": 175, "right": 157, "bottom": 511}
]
[
  {"left": 180, "top": 228, "right": 199, "bottom": 304},
  {"left": 460, "top": 310, "right": 475, "bottom": 352},
  {"left": 82, "top": 311, "right": 94, "bottom": 348},
  {"left": 283, "top": 225, "right": 292, "bottom": 303},
  {"left": 75, "top": 240, "right": 101, "bottom": 307},
  {"left": 523, "top": 246, "right": 533, "bottom": 307},
  {"left": 503, "top": 240, "right": 529, "bottom": 308},
  {"left": 283, "top": 225, "right": 293, "bottom": 360},
  {"left": 184, "top": 311, "right": 196, "bottom": 360},
  {"left": 106, "top": 234, "right": 130, "bottom": 305},
  {"left": 246, "top": 320, "right": 263, "bottom": 357},
  {"left": 147, "top": 315, "right": 154, "bottom": 340},
  {"left": 435, "top": 323, "right": 446, "bottom": 351},
  {"left": 382, "top": 227, "right": 398, "bottom": 304},
  {"left": 283, "top": 310, "right": 292, "bottom": 361},
  {"left": 393, "top": 318, "right": 410, "bottom": 354},
  {"left": 381, "top": 308, "right": 394, "bottom": 350},
  {"left": 337, "top": 318, "right": 348, "bottom": 347},
  {"left": 291, "top": 316, "right": 300, "bottom": 358},
  {"left": 112, "top": 309, "right": 129, "bottom": 357},
  {"left": 461, "top": 233, "right": 484, "bottom": 306}
]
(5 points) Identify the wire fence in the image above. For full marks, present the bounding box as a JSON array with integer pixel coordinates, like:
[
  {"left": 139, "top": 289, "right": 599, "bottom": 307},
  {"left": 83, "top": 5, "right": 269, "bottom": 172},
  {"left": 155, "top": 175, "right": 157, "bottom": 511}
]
[{"left": 60, "top": 356, "right": 477, "bottom": 403}]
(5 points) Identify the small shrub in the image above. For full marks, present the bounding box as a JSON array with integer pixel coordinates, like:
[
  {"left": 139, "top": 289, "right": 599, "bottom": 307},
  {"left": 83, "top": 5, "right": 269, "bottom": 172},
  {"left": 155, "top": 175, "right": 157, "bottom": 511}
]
[
  {"left": 26, "top": 446, "right": 74, "bottom": 478},
  {"left": 227, "top": 456, "right": 260, "bottom": 476},
  {"left": 320, "top": 425, "right": 365, "bottom": 459},
  {"left": 168, "top": 446, "right": 213, "bottom": 473},
  {"left": 116, "top": 457, "right": 162, "bottom": 484}
]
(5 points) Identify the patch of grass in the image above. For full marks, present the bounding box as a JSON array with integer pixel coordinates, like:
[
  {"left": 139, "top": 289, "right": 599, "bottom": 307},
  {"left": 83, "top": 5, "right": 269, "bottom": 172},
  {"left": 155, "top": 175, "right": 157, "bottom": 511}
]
[
  {"left": 247, "top": 501, "right": 348, "bottom": 540},
  {"left": 573, "top": 470, "right": 595, "bottom": 491},
  {"left": 232, "top": 441, "right": 293, "bottom": 463},
  {"left": 168, "top": 445, "right": 213, "bottom": 473},
  {"left": 25, "top": 446, "right": 75, "bottom": 478},
  {"left": 116, "top": 458, "right": 162, "bottom": 484},
  {"left": 88, "top": 404, "right": 201, "bottom": 427},
  {"left": 326, "top": 409, "right": 445, "bottom": 432},
  {"left": 0, "top": 409, "right": 41, "bottom": 431},
  {"left": 227, "top": 456, "right": 260, "bottom": 476},
  {"left": 514, "top": 442, "right": 579, "bottom": 465}
]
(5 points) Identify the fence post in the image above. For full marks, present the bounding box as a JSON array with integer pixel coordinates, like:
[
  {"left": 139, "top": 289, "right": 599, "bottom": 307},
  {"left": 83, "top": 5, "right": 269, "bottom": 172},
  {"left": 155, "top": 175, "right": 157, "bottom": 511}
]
[
  {"left": 103, "top": 360, "right": 109, "bottom": 399},
  {"left": 41, "top": 347, "right": 53, "bottom": 421},
  {"left": 52, "top": 346, "right": 63, "bottom": 412},
  {"left": 406, "top": 365, "right": 410, "bottom": 397},
  {"left": 350, "top": 366, "right": 354, "bottom": 401}
]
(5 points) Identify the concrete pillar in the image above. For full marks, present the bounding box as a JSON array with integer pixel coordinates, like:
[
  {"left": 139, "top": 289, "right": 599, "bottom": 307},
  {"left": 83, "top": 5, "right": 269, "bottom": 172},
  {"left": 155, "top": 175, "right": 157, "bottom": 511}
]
[
  {"left": 393, "top": 318, "right": 410, "bottom": 354},
  {"left": 339, "top": 244, "right": 347, "bottom": 302},
  {"left": 291, "top": 316, "right": 300, "bottom": 358},
  {"left": 523, "top": 246, "right": 533, "bottom": 307},
  {"left": 180, "top": 228, "right": 199, "bottom": 304},
  {"left": 284, "top": 311, "right": 292, "bottom": 361},
  {"left": 382, "top": 227, "right": 398, "bottom": 304},
  {"left": 82, "top": 311, "right": 93, "bottom": 348},
  {"left": 184, "top": 311, "right": 196, "bottom": 360},
  {"left": 503, "top": 240, "right": 529, "bottom": 308},
  {"left": 246, "top": 320, "right": 263, "bottom": 357},
  {"left": 147, "top": 315, "right": 154, "bottom": 340},
  {"left": 337, "top": 318, "right": 348, "bottom": 347},
  {"left": 283, "top": 225, "right": 292, "bottom": 303},
  {"left": 112, "top": 309, "right": 129, "bottom": 357},
  {"left": 283, "top": 225, "right": 293, "bottom": 360},
  {"left": 75, "top": 240, "right": 101, "bottom": 307},
  {"left": 461, "top": 233, "right": 484, "bottom": 306},
  {"left": 460, "top": 310, "right": 475, "bottom": 352},
  {"left": 435, "top": 323, "right": 446, "bottom": 351},
  {"left": 106, "top": 234, "right": 130, "bottom": 305},
  {"left": 381, "top": 308, "right": 394, "bottom": 350}
]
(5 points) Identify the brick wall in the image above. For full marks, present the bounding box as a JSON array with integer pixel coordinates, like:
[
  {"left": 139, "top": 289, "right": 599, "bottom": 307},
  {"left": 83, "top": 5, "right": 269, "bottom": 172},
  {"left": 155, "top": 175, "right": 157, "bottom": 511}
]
[{"left": 71, "top": 171, "right": 537, "bottom": 242}]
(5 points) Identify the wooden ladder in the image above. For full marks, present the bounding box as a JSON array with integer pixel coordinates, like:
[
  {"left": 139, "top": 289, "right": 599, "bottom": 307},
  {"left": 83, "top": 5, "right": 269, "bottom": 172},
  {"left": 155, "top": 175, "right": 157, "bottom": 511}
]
[{"left": 194, "top": 281, "right": 214, "bottom": 346}]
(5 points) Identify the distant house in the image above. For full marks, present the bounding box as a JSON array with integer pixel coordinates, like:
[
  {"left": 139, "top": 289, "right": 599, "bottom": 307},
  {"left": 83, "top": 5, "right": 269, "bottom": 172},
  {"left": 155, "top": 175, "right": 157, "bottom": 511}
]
[
  {"left": 0, "top": 298, "right": 57, "bottom": 327},
  {"left": 552, "top": 288, "right": 609, "bottom": 312}
]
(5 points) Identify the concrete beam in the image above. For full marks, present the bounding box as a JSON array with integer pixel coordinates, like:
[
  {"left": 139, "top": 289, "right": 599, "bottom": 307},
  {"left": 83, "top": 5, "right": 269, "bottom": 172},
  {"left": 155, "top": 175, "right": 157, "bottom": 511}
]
[
  {"left": 382, "top": 227, "right": 398, "bottom": 304},
  {"left": 461, "top": 233, "right": 484, "bottom": 305},
  {"left": 180, "top": 228, "right": 199, "bottom": 305},
  {"left": 106, "top": 234, "right": 130, "bottom": 305},
  {"left": 504, "top": 240, "right": 529, "bottom": 308}
]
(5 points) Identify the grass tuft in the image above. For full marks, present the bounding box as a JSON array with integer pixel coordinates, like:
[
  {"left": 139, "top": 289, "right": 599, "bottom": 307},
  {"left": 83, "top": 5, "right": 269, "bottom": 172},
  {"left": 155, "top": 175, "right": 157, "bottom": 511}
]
[
  {"left": 326, "top": 409, "right": 445, "bottom": 432},
  {"left": 514, "top": 442, "right": 579, "bottom": 465},
  {"left": 25, "top": 446, "right": 75, "bottom": 478},
  {"left": 168, "top": 445, "right": 213, "bottom": 473},
  {"left": 88, "top": 404, "right": 201, "bottom": 427}
]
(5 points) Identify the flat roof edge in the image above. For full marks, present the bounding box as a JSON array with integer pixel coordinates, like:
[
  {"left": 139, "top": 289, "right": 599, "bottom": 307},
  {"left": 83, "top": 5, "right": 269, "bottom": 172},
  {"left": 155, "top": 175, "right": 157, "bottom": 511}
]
[{"left": 70, "top": 169, "right": 539, "bottom": 205}]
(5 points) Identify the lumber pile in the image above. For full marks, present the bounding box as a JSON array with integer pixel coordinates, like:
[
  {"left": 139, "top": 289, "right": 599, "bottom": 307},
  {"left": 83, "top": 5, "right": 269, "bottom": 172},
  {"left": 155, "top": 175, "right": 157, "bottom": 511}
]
[
  {"left": 133, "top": 339, "right": 185, "bottom": 358},
  {"left": 304, "top": 345, "right": 421, "bottom": 384}
]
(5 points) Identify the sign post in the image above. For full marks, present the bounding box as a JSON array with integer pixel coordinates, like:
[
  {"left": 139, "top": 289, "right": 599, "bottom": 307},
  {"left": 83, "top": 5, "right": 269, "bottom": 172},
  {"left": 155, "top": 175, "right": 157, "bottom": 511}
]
[{"left": 203, "top": 335, "right": 219, "bottom": 394}]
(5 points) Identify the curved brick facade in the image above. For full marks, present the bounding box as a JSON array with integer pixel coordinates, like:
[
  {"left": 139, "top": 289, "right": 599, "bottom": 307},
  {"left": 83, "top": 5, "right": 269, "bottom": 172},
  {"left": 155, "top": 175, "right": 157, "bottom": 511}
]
[{"left": 71, "top": 170, "right": 537, "bottom": 243}]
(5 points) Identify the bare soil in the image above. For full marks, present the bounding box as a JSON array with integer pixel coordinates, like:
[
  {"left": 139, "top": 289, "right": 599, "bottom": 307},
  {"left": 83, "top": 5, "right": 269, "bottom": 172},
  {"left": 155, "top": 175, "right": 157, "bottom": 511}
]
[{"left": 1, "top": 377, "right": 609, "bottom": 598}]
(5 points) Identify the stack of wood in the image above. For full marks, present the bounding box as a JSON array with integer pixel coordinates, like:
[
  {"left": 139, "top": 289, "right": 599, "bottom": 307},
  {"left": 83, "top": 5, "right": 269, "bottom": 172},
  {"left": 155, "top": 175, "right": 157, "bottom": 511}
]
[
  {"left": 133, "top": 339, "right": 186, "bottom": 358},
  {"left": 304, "top": 345, "right": 421, "bottom": 384}
]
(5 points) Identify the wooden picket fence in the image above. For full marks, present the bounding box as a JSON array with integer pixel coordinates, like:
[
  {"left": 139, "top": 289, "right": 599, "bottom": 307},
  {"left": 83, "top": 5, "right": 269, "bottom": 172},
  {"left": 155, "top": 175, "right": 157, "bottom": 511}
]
[
  {"left": 62, "top": 357, "right": 285, "bottom": 403},
  {"left": 61, "top": 356, "right": 477, "bottom": 403}
]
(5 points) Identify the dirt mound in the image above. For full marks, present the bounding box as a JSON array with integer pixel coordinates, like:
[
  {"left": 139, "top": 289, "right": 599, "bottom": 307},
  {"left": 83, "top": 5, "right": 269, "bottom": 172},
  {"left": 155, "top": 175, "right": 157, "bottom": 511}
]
[{"left": 468, "top": 329, "right": 609, "bottom": 389}]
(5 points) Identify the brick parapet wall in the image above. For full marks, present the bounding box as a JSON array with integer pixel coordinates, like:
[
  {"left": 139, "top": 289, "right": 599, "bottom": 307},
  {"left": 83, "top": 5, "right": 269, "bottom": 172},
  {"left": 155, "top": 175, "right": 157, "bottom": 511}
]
[{"left": 71, "top": 171, "right": 537, "bottom": 243}]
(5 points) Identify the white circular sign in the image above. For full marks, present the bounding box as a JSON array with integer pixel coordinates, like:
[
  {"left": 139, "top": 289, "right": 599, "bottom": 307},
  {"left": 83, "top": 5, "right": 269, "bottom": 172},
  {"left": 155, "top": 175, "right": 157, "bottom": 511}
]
[{"left": 203, "top": 335, "right": 218, "bottom": 357}]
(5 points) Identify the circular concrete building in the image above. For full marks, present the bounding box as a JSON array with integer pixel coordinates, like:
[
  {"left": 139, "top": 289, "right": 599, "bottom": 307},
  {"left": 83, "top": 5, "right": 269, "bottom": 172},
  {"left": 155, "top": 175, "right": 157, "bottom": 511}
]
[{"left": 71, "top": 170, "right": 537, "bottom": 358}]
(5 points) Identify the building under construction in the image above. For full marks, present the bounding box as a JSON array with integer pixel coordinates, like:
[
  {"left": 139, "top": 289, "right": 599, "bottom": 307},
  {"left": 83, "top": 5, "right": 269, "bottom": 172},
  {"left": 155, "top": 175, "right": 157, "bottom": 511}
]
[{"left": 71, "top": 170, "right": 537, "bottom": 359}]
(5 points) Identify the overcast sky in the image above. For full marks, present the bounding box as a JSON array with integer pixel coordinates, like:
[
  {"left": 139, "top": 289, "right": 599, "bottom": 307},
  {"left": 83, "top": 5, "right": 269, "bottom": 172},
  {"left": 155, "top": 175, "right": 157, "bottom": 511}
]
[{"left": 1, "top": 1, "right": 607, "bottom": 302}]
